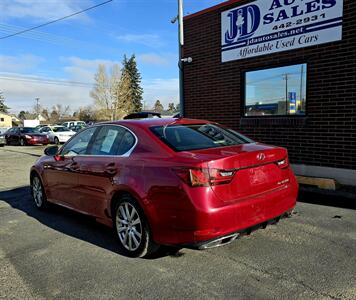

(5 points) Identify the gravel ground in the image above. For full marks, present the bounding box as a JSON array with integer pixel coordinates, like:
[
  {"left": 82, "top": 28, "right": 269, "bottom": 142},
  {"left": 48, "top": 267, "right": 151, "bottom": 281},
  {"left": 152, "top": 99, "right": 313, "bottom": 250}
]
[{"left": 1, "top": 145, "right": 355, "bottom": 300}]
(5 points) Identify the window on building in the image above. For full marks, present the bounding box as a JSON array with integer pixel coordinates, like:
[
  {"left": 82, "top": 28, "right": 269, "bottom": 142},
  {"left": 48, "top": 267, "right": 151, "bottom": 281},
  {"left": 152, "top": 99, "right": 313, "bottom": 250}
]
[
  {"left": 0, "top": 118, "right": 4, "bottom": 122},
  {"left": 244, "top": 64, "right": 307, "bottom": 117}
]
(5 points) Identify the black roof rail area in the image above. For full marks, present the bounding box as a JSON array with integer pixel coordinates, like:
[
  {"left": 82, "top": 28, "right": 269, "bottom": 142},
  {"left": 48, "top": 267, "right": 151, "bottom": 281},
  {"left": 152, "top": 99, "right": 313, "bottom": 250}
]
[{"left": 123, "top": 112, "right": 162, "bottom": 120}]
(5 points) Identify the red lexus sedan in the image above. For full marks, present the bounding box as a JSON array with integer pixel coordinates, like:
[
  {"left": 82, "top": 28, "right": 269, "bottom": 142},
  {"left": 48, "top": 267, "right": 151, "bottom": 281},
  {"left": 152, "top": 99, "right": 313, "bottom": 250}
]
[{"left": 30, "top": 118, "right": 298, "bottom": 257}]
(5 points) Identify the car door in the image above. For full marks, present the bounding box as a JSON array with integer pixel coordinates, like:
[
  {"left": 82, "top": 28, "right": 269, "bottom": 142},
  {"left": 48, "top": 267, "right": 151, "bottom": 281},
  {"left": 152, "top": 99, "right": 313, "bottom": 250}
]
[
  {"left": 73, "top": 125, "right": 137, "bottom": 218},
  {"left": 40, "top": 126, "right": 52, "bottom": 142},
  {"left": 42, "top": 126, "right": 98, "bottom": 209}
]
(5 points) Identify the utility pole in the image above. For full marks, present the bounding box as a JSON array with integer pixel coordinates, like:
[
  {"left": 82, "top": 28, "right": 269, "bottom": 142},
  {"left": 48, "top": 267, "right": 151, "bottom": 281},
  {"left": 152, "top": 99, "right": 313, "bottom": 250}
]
[
  {"left": 172, "top": 0, "right": 185, "bottom": 117},
  {"left": 35, "top": 97, "right": 40, "bottom": 120},
  {"left": 282, "top": 74, "right": 289, "bottom": 114},
  {"left": 299, "top": 64, "right": 304, "bottom": 113},
  {"left": 178, "top": 0, "right": 184, "bottom": 117}
]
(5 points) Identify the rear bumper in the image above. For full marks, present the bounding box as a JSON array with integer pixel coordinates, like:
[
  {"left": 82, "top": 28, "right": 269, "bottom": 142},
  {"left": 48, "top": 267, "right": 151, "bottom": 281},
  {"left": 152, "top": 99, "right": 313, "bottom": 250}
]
[
  {"left": 150, "top": 176, "right": 298, "bottom": 246},
  {"left": 182, "top": 209, "right": 293, "bottom": 250},
  {"left": 27, "top": 138, "right": 49, "bottom": 145}
]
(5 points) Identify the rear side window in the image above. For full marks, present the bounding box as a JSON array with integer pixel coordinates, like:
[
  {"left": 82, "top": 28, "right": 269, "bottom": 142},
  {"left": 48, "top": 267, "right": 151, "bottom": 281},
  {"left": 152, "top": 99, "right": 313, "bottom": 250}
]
[
  {"left": 88, "top": 125, "right": 136, "bottom": 156},
  {"left": 150, "top": 124, "right": 253, "bottom": 152}
]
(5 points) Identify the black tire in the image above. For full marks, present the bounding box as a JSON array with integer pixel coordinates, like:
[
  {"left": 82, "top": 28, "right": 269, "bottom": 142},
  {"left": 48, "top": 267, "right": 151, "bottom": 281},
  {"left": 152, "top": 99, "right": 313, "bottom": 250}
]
[
  {"left": 113, "top": 194, "right": 159, "bottom": 258},
  {"left": 54, "top": 137, "right": 60, "bottom": 145},
  {"left": 19, "top": 138, "right": 26, "bottom": 146},
  {"left": 30, "top": 174, "right": 48, "bottom": 210}
]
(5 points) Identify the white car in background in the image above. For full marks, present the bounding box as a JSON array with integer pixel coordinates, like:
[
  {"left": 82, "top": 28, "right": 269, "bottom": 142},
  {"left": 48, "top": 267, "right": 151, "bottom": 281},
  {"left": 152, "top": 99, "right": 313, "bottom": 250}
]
[
  {"left": 40, "top": 126, "right": 76, "bottom": 144},
  {"left": 62, "top": 121, "right": 86, "bottom": 128}
]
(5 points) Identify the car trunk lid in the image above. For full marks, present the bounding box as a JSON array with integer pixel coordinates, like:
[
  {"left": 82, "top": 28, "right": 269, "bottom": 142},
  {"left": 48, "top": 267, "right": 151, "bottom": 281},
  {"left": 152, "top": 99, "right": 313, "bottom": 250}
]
[{"left": 188, "top": 143, "right": 290, "bottom": 202}]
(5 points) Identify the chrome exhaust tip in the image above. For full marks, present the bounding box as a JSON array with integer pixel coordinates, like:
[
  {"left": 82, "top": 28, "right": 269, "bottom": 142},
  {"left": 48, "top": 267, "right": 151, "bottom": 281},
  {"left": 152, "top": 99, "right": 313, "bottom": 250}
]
[{"left": 199, "top": 233, "right": 239, "bottom": 250}]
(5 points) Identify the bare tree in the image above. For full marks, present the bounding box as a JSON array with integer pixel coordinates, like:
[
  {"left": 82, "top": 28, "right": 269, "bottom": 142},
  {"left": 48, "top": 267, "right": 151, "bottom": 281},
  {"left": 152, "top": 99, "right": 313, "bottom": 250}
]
[
  {"left": 50, "top": 104, "right": 70, "bottom": 123},
  {"left": 77, "top": 106, "right": 97, "bottom": 122},
  {"left": 91, "top": 64, "right": 122, "bottom": 121}
]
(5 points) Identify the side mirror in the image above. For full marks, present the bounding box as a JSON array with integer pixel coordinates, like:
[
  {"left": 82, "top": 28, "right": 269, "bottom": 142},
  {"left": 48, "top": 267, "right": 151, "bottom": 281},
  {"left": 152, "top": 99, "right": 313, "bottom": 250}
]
[{"left": 44, "top": 145, "right": 59, "bottom": 156}]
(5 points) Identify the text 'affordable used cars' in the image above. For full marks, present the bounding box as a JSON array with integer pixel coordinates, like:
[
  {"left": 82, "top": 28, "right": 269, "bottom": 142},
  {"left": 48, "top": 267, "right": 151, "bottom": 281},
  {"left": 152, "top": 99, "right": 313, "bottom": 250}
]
[{"left": 30, "top": 118, "right": 298, "bottom": 257}]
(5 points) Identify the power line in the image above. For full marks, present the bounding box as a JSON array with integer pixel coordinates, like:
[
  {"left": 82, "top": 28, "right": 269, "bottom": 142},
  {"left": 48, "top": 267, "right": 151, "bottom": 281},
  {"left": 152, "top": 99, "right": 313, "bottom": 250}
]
[
  {"left": 0, "top": 74, "right": 93, "bottom": 87},
  {"left": 0, "top": 0, "right": 114, "bottom": 40}
]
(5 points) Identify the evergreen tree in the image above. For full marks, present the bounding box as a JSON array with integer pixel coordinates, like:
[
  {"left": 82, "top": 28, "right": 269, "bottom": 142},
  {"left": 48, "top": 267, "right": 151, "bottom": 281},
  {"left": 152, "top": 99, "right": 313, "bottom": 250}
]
[
  {"left": 120, "top": 55, "right": 143, "bottom": 113},
  {"left": 0, "top": 92, "right": 10, "bottom": 113},
  {"left": 168, "top": 103, "right": 176, "bottom": 113},
  {"left": 117, "top": 69, "right": 133, "bottom": 116},
  {"left": 18, "top": 111, "right": 26, "bottom": 120},
  {"left": 154, "top": 100, "right": 164, "bottom": 113}
]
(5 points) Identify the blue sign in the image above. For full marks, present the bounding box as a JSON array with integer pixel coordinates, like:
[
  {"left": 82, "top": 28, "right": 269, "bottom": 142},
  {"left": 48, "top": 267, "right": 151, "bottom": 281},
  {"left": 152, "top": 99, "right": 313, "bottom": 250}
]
[{"left": 289, "top": 92, "right": 296, "bottom": 104}]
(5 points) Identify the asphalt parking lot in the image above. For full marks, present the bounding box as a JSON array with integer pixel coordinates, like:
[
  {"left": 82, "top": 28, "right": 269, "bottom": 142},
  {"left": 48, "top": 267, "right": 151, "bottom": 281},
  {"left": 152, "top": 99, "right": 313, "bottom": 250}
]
[{"left": 0, "top": 145, "right": 355, "bottom": 300}]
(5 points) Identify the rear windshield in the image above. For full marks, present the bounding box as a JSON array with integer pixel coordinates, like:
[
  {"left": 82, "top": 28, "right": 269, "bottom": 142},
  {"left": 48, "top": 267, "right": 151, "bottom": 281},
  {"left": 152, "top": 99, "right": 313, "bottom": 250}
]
[
  {"left": 53, "top": 127, "right": 69, "bottom": 132},
  {"left": 150, "top": 123, "right": 253, "bottom": 151},
  {"left": 20, "top": 127, "right": 40, "bottom": 133}
]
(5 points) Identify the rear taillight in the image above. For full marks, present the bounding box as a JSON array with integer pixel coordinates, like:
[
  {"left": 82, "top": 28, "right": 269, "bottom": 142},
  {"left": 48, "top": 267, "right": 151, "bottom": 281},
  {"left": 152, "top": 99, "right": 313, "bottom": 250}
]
[
  {"left": 173, "top": 168, "right": 210, "bottom": 187},
  {"left": 209, "top": 168, "right": 236, "bottom": 185},
  {"left": 276, "top": 157, "right": 289, "bottom": 169},
  {"left": 173, "top": 168, "right": 236, "bottom": 187}
]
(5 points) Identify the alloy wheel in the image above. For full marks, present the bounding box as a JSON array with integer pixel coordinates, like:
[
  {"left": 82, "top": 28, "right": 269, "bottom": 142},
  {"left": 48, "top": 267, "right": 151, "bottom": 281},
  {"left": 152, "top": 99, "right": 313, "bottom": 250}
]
[
  {"left": 116, "top": 202, "right": 142, "bottom": 251},
  {"left": 32, "top": 176, "right": 43, "bottom": 207}
]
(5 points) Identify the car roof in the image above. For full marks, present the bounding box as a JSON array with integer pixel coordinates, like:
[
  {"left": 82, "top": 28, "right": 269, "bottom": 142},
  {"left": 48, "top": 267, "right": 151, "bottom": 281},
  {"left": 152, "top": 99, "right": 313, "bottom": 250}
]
[{"left": 99, "top": 118, "right": 212, "bottom": 129}]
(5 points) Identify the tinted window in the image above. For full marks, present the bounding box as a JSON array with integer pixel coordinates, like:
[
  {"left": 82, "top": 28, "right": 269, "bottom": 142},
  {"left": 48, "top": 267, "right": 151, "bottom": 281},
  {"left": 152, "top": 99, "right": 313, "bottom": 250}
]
[
  {"left": 61, "top": 127, "right": 97, "bottom": 156},
  {"left": 88, "top": 125, "right": 135, "bottom": 156},
  {"left": 40, "top": 127, "right": 50, "bottom": 132},
  {"left": 53, "top": 127, "right": 69, "bottom": 132},
  {"left": 150, "top": 124, "right": 253, "bottom": 152}
]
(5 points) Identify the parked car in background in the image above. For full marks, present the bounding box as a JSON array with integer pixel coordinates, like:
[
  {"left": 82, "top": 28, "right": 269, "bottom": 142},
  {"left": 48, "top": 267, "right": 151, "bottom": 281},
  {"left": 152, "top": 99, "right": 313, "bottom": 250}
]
[
  {"left": 5, "top": 127, "right": 49, "bottom": 146},
  {"left": 0, "top": 134, "right": 5, "bottom": 147},
  {"left": 62, "top": 121, "right": 86, "bottom": 128},
  {"left": 39, "top": 126, "right": 76, "bottom": 144},
  {"left": 36, "top": 124, "right": 50, "bottom": 129},
  {"left": 0, "top": 127, "right": 11, "bottom": 135},
  {"left": 69, "top": 124, "right": 87, "bottom": 132},
  {"left": 30, "top": 118, "right": 297, "bottom": 258}
]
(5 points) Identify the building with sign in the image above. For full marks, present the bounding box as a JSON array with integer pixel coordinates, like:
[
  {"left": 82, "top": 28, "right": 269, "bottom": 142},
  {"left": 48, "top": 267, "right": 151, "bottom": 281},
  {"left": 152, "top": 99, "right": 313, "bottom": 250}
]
[{"left": 183, "top": 0, "right": 356, "bottom": 186}]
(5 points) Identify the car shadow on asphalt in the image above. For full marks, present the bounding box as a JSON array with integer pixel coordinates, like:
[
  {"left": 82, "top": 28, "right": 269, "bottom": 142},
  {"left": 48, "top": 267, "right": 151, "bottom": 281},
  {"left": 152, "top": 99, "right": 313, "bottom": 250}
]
[
  {"left": 1, "top": 148, "right": 42, "bottom": 158},
  {"left": 0, "top": 186, "right": 183, "bottom": 259}
]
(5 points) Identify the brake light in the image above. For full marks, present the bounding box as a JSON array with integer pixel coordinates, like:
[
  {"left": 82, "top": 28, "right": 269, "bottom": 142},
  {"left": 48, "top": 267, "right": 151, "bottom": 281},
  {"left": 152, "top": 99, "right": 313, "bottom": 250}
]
[
  {"left": 173, "top": 168, "right": 210, "bottom": 187},
  {"left": 276, "top": 157, "right": 289, "bottom": 169},
  {"left": 173, "top": 168, "right": 236, "bottom": 187}
]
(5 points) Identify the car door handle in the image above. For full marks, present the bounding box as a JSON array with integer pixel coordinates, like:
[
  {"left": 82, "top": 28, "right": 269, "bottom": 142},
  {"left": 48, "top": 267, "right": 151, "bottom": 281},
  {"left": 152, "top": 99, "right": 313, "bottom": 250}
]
[{"left": 105, "top": 162, "right": 117, "bottom": 176}]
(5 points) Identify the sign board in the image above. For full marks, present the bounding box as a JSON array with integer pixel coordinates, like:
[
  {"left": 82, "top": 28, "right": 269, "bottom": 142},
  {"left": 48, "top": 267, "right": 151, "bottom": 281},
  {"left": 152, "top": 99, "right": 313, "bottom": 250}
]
[
  {"left": 221, "top": 0, "right": 343, "bottom": 62},
  {"left": 289, "top": 92, "right": 296, "bottom": 104}
]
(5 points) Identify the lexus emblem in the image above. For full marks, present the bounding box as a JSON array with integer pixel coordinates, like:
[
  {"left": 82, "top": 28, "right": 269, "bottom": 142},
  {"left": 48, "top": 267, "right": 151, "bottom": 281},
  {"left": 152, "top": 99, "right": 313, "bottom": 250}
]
[{"left": 257, "top": 153, "right": 266, "bottom": 161}]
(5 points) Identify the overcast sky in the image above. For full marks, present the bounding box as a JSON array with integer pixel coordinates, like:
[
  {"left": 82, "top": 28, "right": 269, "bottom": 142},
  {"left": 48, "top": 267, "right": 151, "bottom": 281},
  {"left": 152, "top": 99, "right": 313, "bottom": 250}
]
[{"left": 0, "top": 0, "right": 222, "bottom": 114}]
